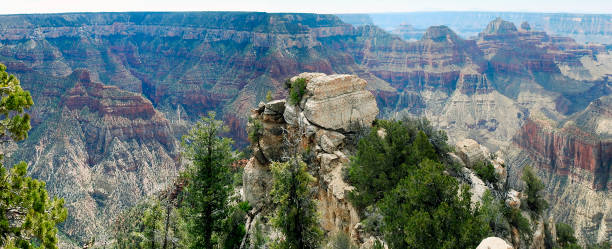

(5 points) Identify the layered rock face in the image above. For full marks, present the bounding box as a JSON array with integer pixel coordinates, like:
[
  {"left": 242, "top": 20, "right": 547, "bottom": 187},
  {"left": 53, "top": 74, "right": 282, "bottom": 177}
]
[
  {"left": 0, "top": 12, "right": 610, "bottom": 245},
  {"left": 0, "top": 12, "right": 378, "bottom": 147},
  {"left": 507, "top": 96, "right": 612, "bottom": 244},
  {"left": 341, "top": 12, "right": 612, "bottom": 44},
  {"left": 6, "top": 70, "right": 179, "bottom": 243},
  {"left": 243, "top": 73, "right": 378, "bottom": 244}
]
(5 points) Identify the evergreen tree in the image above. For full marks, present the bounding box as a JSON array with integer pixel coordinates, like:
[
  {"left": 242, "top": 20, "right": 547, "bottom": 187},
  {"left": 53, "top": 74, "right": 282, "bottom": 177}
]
[
  {"left": 222, "top": 201, "right": 250, "bottom": 249},
  {"left": 0, "top": 63, "right": 33, "bottom": 143},
  {"left": 555, "top": 223, "right": 578, "bottom": 248},
  {"left": 347, "top": 120, "right": 415, "bottom": 210},
  {"left": 269, "top": 160, "right": 322, "bottom": 249},
  {"left": 142, "top": 200, "right": 163, "bottom": 249},
  {"left": 181, "top": 112, "right": 234, "bottom": 249},
  {"left": 0, "top": 63, "right": 67, "bottom": 249},
  {"left": 348, "top": 120, "right": 441, "bottom": 211},
  {"left": 379, "top": 159, "right": 489, "bottom": 249},
  {"left": 411, "top": 130, "right": 437, "bottom": 162},
  {"left": 522, "top": 166, "right": 548, "bottom": 216}
]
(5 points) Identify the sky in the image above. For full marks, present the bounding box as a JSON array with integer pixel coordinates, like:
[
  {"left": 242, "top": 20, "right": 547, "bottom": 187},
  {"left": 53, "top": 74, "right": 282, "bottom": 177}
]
[{"left": 2, "top": 0, "right": 612, "bottom": 15}]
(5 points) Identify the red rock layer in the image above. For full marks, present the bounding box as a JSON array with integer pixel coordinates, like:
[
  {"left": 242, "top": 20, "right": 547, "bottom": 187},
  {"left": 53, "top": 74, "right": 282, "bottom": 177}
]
[
  {"left": 63, "top": 70, "right": 175, "bottom": 164},
  {"left": 513, "top": 119, "right": 611, "bottom": 190}
]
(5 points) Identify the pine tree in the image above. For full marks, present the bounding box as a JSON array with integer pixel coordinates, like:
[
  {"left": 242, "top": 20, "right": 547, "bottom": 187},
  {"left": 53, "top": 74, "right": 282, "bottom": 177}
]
[
  {"left": 380, "top": 159, "right": 489, "bottom": 249},
  {"left": 0, "top": 63, "right": 33, "bottom": 143},
  {"left": 522, "top": 166, "right": 548, "bottom": 216},
  {"left": 181, "top": 112, "right": 234, "bottom": 249},
  {"left": 269, "top": 159, "right": 322, "bottom": 249},
  {"left": 0, "top": 63, "right": 67, "bottom": 249},
  {"left": 347, "top": 120, "right": 414, "bottom": 210},
  {"left": 142, "top": 200, "right": 163, "bottom": 249}
]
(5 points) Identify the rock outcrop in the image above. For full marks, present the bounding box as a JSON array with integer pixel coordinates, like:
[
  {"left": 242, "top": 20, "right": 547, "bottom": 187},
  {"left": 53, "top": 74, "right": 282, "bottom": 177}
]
[
  {"left": 476, "top": 237, "right": 514, "bottom": 249},
  {"left": 243, "top": 73, "right": 378, "bottom": 244}
]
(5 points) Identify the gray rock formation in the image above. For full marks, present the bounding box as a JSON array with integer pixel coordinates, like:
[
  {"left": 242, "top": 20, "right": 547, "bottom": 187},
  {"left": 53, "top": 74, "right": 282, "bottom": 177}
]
[
  {"left": 477, "top": 237, "right": 514, "bottom": 249},
  {"left": 294, "top": 73, "right": 379, "bottom": 132},
  {"left": 243, "top": 73, "right": 378, "bottom": 246}
]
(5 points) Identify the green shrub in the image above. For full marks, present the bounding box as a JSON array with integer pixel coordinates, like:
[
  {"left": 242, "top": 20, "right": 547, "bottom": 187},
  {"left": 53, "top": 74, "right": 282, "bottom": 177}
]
[
  {"left": 556, "top": 223, "right": 578, "bottom": 248},
  {"left": 473, "top": 161, "right": 498, "bottom": 183},
  {"left": 288, "top": 78, "right": 307, "bottom": 105},
  {"left": 504, "top": 206, "right": 532, "bottom": 241},
  {"left": 522, "top": 166, "right": 548, "bottom": 216},
  {"left": 478, "top": 190, "right": 510, "bottom": 237},
  {"left": 248, "top": 119, "right": 263, "bottom": 143}
]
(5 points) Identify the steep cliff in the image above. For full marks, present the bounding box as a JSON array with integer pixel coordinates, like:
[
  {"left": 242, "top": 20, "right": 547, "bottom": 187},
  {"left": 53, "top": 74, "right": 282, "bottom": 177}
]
[
  {"left": 5, "top": 70, "right": 180, "bottom": 243},
  {"left": 243, "top": 73, "right": 378, "bottom": 244},
  {"left": 507, "top": 96, "right": 612, "bottom": 244}
]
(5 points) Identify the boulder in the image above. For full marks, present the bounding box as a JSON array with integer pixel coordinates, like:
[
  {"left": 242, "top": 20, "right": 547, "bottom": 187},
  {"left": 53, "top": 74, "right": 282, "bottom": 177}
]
[
  {"left": 305, "top": 74, "right": 367, "bottom": 100},
  {"left": 448, "top": 152, "right": 466, "bottom": 168},
  {"left": 264, "top": 99, "right": 286, "bottom": 115},
  {"left": 359, "top": 236, "right": 389, "bottom": 249},
  {"left": 243, "top": 158, "right": 272, "bottom": 209},
  {"left": 316, "top": 130, "right": 345, "bottom": 153},
  {"left": 492, "top": 160, "right": 507, "bottom": 186},
  {"left": 377, "top": 128, "right": 387, "bottom": 139},
  {"left": 299, "top": 74, "right": 378, "bottom": 131},
  {"left": 464, "top": 167, "right": 489, "bottom": 205},
  {"left": 455, "top": 139, "right": 489, "bottom": 167},
  {"left": 290, "top": 72, "right": 326, "bottom": 83},
  {"left": 319, "top": 153, "right": 339, "bottom": 173},
  {"left": 259, "top": 122, "right": 286, "bottom": 162},
  {"left": 263, "top": 100, "right": 286, "bottom": 123},
  {"left": 283, "top": 103, "right": 298, "bottom": 125},
  {"left": 476, "top": 237, "right": 513, "bottom": 249}
]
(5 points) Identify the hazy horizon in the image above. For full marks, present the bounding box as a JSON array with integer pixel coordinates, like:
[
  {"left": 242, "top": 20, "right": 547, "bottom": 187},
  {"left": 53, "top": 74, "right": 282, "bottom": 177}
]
[{"left": 3, "top": 0, "right": 612, "bottom": 15}]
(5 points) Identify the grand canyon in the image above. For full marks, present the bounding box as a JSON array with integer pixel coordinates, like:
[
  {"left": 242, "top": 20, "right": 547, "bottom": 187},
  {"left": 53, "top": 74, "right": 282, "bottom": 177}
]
[{"left": 0, "top": 11, "right": 610, "bottom": 248}]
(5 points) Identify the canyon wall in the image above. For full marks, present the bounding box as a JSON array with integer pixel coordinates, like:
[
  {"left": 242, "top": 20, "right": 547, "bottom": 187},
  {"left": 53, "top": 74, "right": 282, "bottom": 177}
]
[
  {"left": 0, "top": 12, "right": 609, "bottom": 245},
  {"left": 340, "top": 12, "right": 612, "bottom": 44},
  {"left": 507, "top": 96, "right": 612, "bottom": 244}
]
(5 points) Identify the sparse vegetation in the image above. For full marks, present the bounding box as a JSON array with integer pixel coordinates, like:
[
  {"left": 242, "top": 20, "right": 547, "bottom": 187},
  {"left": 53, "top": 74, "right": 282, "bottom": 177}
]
[
  {"left": 478, "top": 190, "right": 510, "bottom": 237},
  {"left": 522, "top": 166, "right": 549, "bottom": 217},
  {"left": 473, "top": 160, "right": 498, "bottom": 184},
  {"left": 504, "top": 205, "right": 532, "bottom": 241},
  {"left": 555, "top": 223, "right": 578, "bottom": 248},
  {"left": 288, "top": 78, "right": 307, "bottom": 105},
  {"left": 248, "top": 118, "right": 264, "bottom": 143},
  {"left": 325, "top": 232, "right": 358, "bottom": 249}
]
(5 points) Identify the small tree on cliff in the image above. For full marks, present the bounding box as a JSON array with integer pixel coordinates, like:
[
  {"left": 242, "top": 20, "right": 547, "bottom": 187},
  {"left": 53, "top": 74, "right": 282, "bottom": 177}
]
[
  {"left": 269, "top": 159, "right": 322, "bottom": 249},
  {"left": 0, "top": 63, "right": 67, "bottom": 249},
  {"left": 181, "top": 112, "right": 234, "bottom": 249},
  {"left": 269, "top": 109, "right": 322, "bottom": 249},
  {"left": 521, "top": 166, "right": 548, "bottom": 217}
]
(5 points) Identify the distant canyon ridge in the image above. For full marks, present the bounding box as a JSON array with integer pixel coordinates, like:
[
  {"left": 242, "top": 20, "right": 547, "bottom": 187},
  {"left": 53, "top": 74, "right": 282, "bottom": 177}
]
[{"left": 0, "top": 12, "right": 609, "bottom": 246}]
